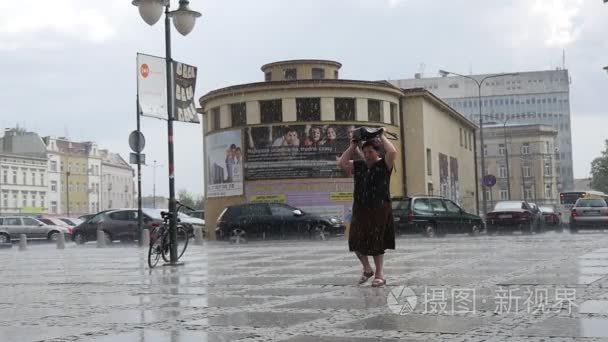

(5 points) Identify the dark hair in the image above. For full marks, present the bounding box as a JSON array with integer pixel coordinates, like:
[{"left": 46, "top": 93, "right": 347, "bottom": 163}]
[
  {"left": 230, "top": 144, "right": 237, "bottom": 149},
  {"left": 283, "top": 126, "right": 297, "bottom": 135},
  {"left": 361, "top": 139, "right": 381, "bottom": 152}
]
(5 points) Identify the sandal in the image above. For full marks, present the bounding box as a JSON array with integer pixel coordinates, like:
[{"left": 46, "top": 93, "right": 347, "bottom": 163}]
[
  {"left": 371, "top": 277, "right": 386, "bottom": 288},
  {"left": 358, "top": 270, "right": 374, "bottom": 284}
]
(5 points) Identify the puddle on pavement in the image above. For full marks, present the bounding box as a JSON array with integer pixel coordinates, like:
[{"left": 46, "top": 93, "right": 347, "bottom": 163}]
[
  {"left": 188, "top": 311, "right": 329, "bottom": 328},
  {"left": 182, "top": 295, "right": 269, "bottom": 308},
  {"left": 276, "top": 295, "right": 387, "bottom": 310},
  {"left": 92, "top": 309, "right": 195, "bottom": 324}
]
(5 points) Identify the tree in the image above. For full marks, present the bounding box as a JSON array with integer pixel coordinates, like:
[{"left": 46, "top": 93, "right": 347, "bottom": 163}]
[
  {"left": 177, "top": 189, "right": 204, "bottom": 210},
  {"left": 590, "top": 140, "right": 608, "bottom": 194}
]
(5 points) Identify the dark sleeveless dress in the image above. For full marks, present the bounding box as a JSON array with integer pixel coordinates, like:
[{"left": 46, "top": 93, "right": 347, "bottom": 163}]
[{"left": 348, "top": 159, "right": 395, "bottom": 256}]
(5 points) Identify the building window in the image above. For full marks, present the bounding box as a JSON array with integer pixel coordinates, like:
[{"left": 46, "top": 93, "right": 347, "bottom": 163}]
[
  {"left": 51, "top": 201, "right": 58, "bottom": 213},
  {"left": 498, "top": 144, "right": 505, "bottom": 156},
  {"left": 211, "top": 107, "right": 220, "bottom": 130},
  {"left": 499, "top": 166, "right": 507, "bottom": 178},
  {"left": 311, "top": 68, "right": 325, "bottom": 80},
  {"left": 40, "top": 173, "right": 44, "bottom": 186},
  {"left": 51, "top": 181, "right": 57, "bottom": 192},
  {"left": 544, "top": 160, "right": 552, "bottom": 176},
  {"left": 459, "top": 128, "right": 463, "bottom": 147},
  {"left": 2, "top": 170, "right": 6, "bottom": 184},
  {"left": 334, "top": 98, "right": 356, "bottom": 121},
  {"left": 22, "top": 172, "right": 27, "bottom": 185},
  {"left": 390, "top": 103, "right": 398, "bottom": 125},
  {"left": 31, "top": 173, "right": 36, "bottom": 186},
  {"left": 265, "top": 72, "right": 272, "bottom": 82},
  {"left": 50, "top": 161, "right": 57, "bottom": 172},
  {"left": 334, "top": 70, "right": 339, "bottom": 79},
  {"left": 284, "top": 68, "right": 297, "bottom": 80},
  {"left": 368, "top": 99, "right": 382, "bottom": 122},
  {"left": 427, "top": 182, "right": 434, "bottom": 195},
  {"left": 545, "top": 184, "right": 552, "bottom": 199},
  {"left": 483, "top": 145, "right": 488, "bottom": 156},
  {"left": 426, "top": 148, "right": 432, "bottom": 176},
  {"left": 521, "top": 142, "right": 530, "bottom": 155},
  {"left": 259, "top": 99, "right": 282, "bottom": 124},
  {"left": 22, "top": 193, "right": 27, "bottom": 207},
  {"left": 523, "top": 166, "right": 531, "bottom": 178},
  {"left": 230, "top": 102, "right": 247, "bottom": 127},
  {"left": 468, "top": 133, "right": 473, "bottom": 151},
  {"left": 40, "top": 194, "right": 45, "bottom": 208},
  {"left": 500, "top": 189, "right": 508, "bottom": 200},
  {"left": 523, "top": 187, "right": 532, "bottom": 200},
  {"left": 296, "top": 98, "right": 321, "bottom": 121}
]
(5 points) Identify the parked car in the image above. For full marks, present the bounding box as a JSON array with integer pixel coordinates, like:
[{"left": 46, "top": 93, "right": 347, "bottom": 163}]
[
  {"left": 391, "top": 196, "right": 483, "bottom": 237},
  {"left": 72, "top": 208, "right": 192, "bottom": 244},
  {"left": 78, "top": 214, "right": 95, "bottom": 222},
  {"left": 37, "top": 217, "right": 74, "bottom": 235},
  {"left": 486, "top": 201, "right": 543, "bottom": 234},
  {"left": 570, "top": 198, "right": 608, "bottom": 233},
  {"left": 188, "top": 210, "right": 205, "bottom": 221},
  {"left": 0, "top": 216, "right": 72, "bottom": 243},
  {"left": 539, "top": 205, "right": 563, "bottom": 232},
  {"left": 58, "top": 217, "right": 83, "bottom": 226},
  {"left": 216, "top": 203, "right": 345, "bottom": 241}
]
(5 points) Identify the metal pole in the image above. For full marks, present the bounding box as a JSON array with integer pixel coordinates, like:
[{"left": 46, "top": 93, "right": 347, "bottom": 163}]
[
  {"left": 503, "top": 121, "right": 511, "bottom": 200},
  {"left": 478, "top": 82, "right": 488, "bottom": 216},
  {"left": 472, "top": 130, "right": 480, "bottom": 215},
  {"left": 165, "top": 4, "right": 179, "bottom": 264},
  {"left": 153, "top": 160, "right": 157, "bottom": 209},
  {"left": 136, "top": 96, "right": 143, "bottom": 237},
  {"left": 66, "top": 171, "right": 70, "bottom": 217}
]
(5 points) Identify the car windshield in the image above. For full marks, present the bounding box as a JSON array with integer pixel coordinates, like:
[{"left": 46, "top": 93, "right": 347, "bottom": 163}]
[
  {"left": 539, "top": 206, "right": 554, "bottom": 213},
  {"left": 392, "top": 199, "right": 410, "bottom": 210},
  {"left": 576, "top": 199, "right": 607, "bottom": 208},
  {"left": 494, "top": 202, "right": 524, "bottom": 211}
]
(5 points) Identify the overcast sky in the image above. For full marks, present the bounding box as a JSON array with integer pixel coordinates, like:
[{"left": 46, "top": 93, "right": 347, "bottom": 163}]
[{"left": 1, "top": 0, "right": 607, "bottom": 197}]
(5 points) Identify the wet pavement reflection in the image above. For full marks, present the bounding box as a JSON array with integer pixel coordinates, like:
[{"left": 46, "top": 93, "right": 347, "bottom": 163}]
[{"left": 1, "top": 233, "right": 608, "bottom": 340}]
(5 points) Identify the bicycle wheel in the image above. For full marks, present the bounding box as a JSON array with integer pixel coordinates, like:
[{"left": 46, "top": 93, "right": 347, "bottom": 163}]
[
  {"left": 148, "top": 235, "right": 163, "bottom": 268},
  {"left": 161, "top": 226, "right": 189, "bottom": 262}
]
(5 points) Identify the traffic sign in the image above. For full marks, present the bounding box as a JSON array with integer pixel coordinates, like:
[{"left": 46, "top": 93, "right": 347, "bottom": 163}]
[
  {"left": 483, "top": 175, "right": 497, "bottom": 187},
  {"left": 129, "top": 130, "right": 146, "bottom": 153}
]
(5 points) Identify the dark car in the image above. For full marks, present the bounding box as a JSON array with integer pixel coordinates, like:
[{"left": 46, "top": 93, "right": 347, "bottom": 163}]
[
  {"left": 72, "top": 208, "right": 193, "bottom": 244},
  {"left": 188, "top": 210, "right": 205, "bottom": 220},
  {"left": 391, "top": 196, "right": 483, "bottom": 237},
  {"left": 570, "top": 198, "right": 608, "bottom": 233},
  {"left": 215, "top": 203, "right": 345, "bottom": 241},
  {"left": 485, "top": 201, "right": 543, "bottom": 235},
  {"left": 539, "top": 205, "right": 563, "bottom": 232}
]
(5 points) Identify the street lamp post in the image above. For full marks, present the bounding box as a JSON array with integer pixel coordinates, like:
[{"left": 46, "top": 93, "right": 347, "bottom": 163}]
[
  {"left": 66, "top": 171, "right": 71, "bottom": 217},
  {"left": 148, "top": 160, "right": 164, "bottom": 208},
  {"left": 438, "top": 70, "right": 519, "bottom": 215},
  {"left": 132, "top": 0, "right": 201, "bottom": 265}
]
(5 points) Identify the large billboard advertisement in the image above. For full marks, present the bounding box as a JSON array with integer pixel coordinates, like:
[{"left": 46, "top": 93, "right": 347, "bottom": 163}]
[
  {"left": 244, "top": 124, "right": 383, "bottom": 180},
  {"left": 206, "top": 129, "right": 243, "bottom": 198}
]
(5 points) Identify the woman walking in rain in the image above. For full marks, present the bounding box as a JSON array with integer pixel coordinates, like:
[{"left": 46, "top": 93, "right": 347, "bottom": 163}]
[{"left": 338, "top": 128, "right": 397, "bottom": 287}]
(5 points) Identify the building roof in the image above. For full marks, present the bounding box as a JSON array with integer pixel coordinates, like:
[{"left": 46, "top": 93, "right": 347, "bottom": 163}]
[
  {"left": 261, "top": 59, "right": 342, "bottom": 71},
  {"left": 99, "top": 150, "right": 133, "bottom": 171},
  {"left": 0, "top": 128, "right": 48, "bottom": 159}
]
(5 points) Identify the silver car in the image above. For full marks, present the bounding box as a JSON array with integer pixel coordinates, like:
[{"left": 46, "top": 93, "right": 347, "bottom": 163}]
[
  {"left": 570, "top": 198, "right": 608, "bottom": 233},
  {"left": 0, "top": 217, "right": 71, "bottom": 243}
]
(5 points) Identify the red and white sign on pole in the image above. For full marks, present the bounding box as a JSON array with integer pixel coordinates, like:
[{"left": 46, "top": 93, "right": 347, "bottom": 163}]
[{"left": 137, "top": 53, "right": 168, "bottom": 120}]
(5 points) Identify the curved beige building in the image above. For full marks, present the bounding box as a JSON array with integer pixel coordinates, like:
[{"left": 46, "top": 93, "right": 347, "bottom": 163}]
[{"left": 199, "top": 60, "right": 477, "bottom": 238}]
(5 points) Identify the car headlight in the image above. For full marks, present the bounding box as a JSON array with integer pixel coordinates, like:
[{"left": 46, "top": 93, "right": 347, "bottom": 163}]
[{"left": 329, "top": 218, "right": 337, "bottom": 224}]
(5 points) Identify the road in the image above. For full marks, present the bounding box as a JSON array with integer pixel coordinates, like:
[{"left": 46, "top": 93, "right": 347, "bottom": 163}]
[{"left": 1, "top": 231, "right": 608, "bottom": 341}]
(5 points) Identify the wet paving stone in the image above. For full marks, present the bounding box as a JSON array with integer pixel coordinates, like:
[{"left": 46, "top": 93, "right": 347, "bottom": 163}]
[
  {"left": 182, "top": 295, "right": 271, "bottom": 308},
  {"left": 282, "top": 336, "right": 416, "bottom": 342},
  {"left": 234, "top": 287, "right": 337, "bottom": 297},
  {"left": 338, "top": 314, "right": 489, "bottom": 334},
  {"left": 516, "top": 317, "right": 608, "bottom": 338},
  {"left": 578, "top": 300, "right": 608, "bottom": 314},
  {"left": 275, "top": 296, "right": 387, "bottom": 310},
  {"left": 192, "top": 312, "right": 330, "bottom": 328},
  {"left": 499, "top": 274, "right": 604, "bottom": 285},
  {"left": 212, "top": 276, "right": 291, "bottom": 286},
  {"left": 89, "top": 329, "right": 252, "bottom": 342},
  {"left": 0, "top": 326, "right": 97, "bottom": 342}
]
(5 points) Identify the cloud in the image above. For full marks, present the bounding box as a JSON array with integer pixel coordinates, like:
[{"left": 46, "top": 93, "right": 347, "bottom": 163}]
[{"left": 0, "top": 0, "right": 128, "bottom": 50}]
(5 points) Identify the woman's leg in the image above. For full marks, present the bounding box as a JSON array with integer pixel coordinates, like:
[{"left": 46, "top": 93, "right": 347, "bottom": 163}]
[
  {"left": 356, "top": 251, "right": 373, "bottom": 273},
  {"left": 372, "top": 254, "right": 384, "bottom": 279}
]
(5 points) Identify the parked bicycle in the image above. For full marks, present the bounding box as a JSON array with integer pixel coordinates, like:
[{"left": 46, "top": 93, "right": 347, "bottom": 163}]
[{"left": 148, "top": 201, "right": 194, "bottom": 268}]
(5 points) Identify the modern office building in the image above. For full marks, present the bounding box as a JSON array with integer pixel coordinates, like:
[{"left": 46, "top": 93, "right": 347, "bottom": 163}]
[{"left": 391, "top": 69, "right": 574, "bottom": 191}]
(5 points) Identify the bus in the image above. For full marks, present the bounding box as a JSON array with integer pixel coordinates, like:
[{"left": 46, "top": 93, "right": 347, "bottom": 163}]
[{"left": 558, "top": 191, "right": 608, "bottom": 223}]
